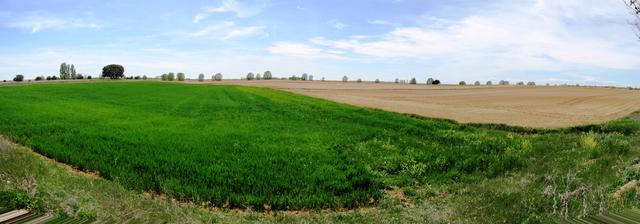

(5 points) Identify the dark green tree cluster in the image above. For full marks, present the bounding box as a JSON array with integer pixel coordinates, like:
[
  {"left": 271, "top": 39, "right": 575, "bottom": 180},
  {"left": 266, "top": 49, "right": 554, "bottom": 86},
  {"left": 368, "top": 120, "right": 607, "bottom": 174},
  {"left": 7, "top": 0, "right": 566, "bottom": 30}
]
[{"left": 102, "top": 64, "right": 125, "bottom": 79}]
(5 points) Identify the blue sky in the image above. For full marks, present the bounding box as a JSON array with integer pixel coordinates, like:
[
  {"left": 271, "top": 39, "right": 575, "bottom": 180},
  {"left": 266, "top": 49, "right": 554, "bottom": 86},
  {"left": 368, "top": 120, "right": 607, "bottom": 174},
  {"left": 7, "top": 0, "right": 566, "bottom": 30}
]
[{"left": 0, "top": 0, "right": 639, "bottom": 86}]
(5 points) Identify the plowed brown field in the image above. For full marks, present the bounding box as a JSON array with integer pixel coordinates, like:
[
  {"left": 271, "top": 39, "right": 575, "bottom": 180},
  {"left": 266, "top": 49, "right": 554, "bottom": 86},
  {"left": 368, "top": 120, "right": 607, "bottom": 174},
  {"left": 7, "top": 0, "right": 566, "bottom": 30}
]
[{"left": 209, "top": 80, "right": 640, "bottom": 128}]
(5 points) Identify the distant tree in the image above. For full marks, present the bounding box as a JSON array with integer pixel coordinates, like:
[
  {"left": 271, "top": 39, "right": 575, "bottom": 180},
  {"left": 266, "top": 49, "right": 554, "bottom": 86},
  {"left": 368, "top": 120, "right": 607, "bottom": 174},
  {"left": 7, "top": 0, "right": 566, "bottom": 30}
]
[
  {"left": 375, "top": 79, "right": 380, "bottom": 83},
  {"left": 77, "top": 74, "right": 84, "bottom": 79},
  {"left": 342, "top": 76, "right": 348, "bottom": 82},
  {"left": 35, "top": 76, "right": 44, "bottom": 81},
  {"left": 427, "top": 78, "right": 434, "bottom": 85},
  {"left": 499, "top": 80, "right": 510, "bottom": 85},
  {"left": 410, "top": 78, "right": 417, "bottom": 84},
  {"left": 177, "top": 72, "right": 185, "bottom": 81},
  {"left": 546, "top": 83, "right": 550, "bottom": 86},
  {"left": 198, "top": 73, "right": 205, "bottom": 82},
  {"left": 357, "top": 78, "right": 363, "bottom": 83},
  {"left": 527, "top": 81, "right": 536, "bottom": 86},
  {"left": 46, "top": 76, "right": 52, "bottom": 80},
  {"left": 516, "top": 81, "right": 525, "bottom": 86},
  {"left": 459, "top": 81, "right": 467, "bottom": 86},
  {"left": 142, "top": 75, "right": 148, "bottom": 80},
  {"left": 308, "top": 75, "right": 314, "bottom": 81},
  {"left": 432, "top": 80, "right": 441, "bottom": 85},
  {"left": 474, "top": 81, "right": 481, "bottom": 86},
  {"left": 168, "top": 72, "right": 175, "bottom": 81},
  {"left": 13, "top": 74, "right": 24, "bottom": 82},
  {"left": 395, "top": 78, "right": 399, "bottom": 84},
  {"left": 161, "top": 73, "right": 168, "bottom": 81},
  {"left": 59, "top": 63, "right": 69, "bottom": 79},
  {"left": 263, "top": 71, "right": 272, "bottom": 80},
  {"left": 321, "top": 77, "right": 325, "bottom": 82},
  {"left": 70, "top": 64, "right": 77, "bottom": 79},
  {"left": 87, "top": 75, "right": 92, "bottom": 80},
  {"left": 51, "top": 76, "right": 59, "bottom": 80},
  {"left": 486, "top": 81, "right": 493, "bottom": 85},
  {"left": 301, "top": 73, "right": 308, "bottom": 81},
  {"left": 102, "top": 64, "right": 125, "bottom": 79},
  {"left": 246, "top": 72, "right": 255, "bottom": 80},
  {"left": 256, "top": 73, "right": 262, "bottom": 80},
  {"left": 134, "top": 76, "right": 141, "bottom": 80},
  {"left": 214, "top": 73, "right": 223, "bottom": 81}
]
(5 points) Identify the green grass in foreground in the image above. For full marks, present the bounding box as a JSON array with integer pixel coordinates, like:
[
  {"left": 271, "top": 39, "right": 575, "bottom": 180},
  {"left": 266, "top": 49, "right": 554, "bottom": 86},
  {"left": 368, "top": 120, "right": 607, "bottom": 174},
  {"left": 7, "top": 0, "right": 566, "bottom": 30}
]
[
  {"left": 0, "top": 82, "right": 528, "bottom": 210},
  {"left": 0, "top": 81, "right": 638, "bottom": 223}
]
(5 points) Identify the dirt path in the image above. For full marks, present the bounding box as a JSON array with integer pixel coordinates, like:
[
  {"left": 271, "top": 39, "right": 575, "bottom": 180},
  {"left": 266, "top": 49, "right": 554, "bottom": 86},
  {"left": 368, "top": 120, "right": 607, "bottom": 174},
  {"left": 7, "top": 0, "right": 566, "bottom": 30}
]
[{"left": 203, "top": 80, "right": 640, "bottom": 128}]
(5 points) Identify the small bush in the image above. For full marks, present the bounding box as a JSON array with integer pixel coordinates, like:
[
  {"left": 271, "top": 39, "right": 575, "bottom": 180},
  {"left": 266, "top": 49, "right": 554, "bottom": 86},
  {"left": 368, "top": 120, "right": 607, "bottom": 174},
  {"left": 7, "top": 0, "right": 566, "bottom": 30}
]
[
  {"left": 88, "top": 75, "right": 92, "bottom": 79},
  {"left": 516, "top": 81, "right": 525, "bottom": 86},
  {"left": 213, "top": 73, "right": 223, "bottom": 81},
  {"left": 342, "top": 76, "right": 348, "bottom": 82},
  {"left": 474, "top": 81, "right": 481, "bottom": 86},
  {"left": 357, "top": 78, "right": 363, "bottom": 83},
  {"left": 486, "top": 81, "right": 493, "bottom": 85},
  {"left": 134, "top": 76, "right": 141, "bottom": 80},
  {"left": 427, "top": 78, "right": 434, "bottom": 85},
  {"left": 35, "top": 76, "right": 44, "bottom": 81},
  {"left": 0, "top": 190, "right": 44, "bottom": 211},
  {"left": 527, "top": 81, "right": 536, "bottom": 86},
  {"left": 77, "top": 74, "right": 84, "bottom": 79},
  {"left": 432, "top": 80, "right": 441, "bottom": 85},
  {"left": 410, "top": 78, "right": 417, "bottom": 84},
  {"left": 459, "top": 81, "right": 466, "bottom": 86},
  {"left": 375, "top": 79, "right": 380, "bottom": 83}
]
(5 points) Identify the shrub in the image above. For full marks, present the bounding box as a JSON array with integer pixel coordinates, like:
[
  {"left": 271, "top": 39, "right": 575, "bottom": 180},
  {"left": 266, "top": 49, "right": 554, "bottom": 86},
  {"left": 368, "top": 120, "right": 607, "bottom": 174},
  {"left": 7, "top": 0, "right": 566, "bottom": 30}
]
[
  {"left": 213, "top": 73, "right": 223, "bottom": 81},
  {"left": 46, "top": 76, "right": 52, "bottom": 80},
  {"left": 168, "top": 73, "right": 175, "bottom": 81},
  {"left": 321, "top": 77, "right": 325, "bottom": 82},
  {"left": 102, "top": 64, "right": 125, "bottom": 79},
  {"left": 308, "top": 75, "right": 314, "bottom": 81},
  {"left": 51, "top": 76, "right": 59, "bottom": 80},
  {"left": 177, "top": 72, "right": 185, "bottom": 81},
  {"left": 527, "top": 81, "right": 536, "bottom": 86},
  {"left": 246, "top": 72, "right": 255, "bottom": 80},
  {"left": 13, "top": 74, "right": 24, "bottom": 82},
  {"left": 143, "top": 75, "right": 148, "bottom": 80},
  {"left": 77, "top": 74, "right": 84, "bottom": 79},
  {"left": 198, "top": 73, "right": 205, "bottom": 82},
  {"left": 342, "top": 76, "right": 348, "bottom": 82},
  {"left": 486, "top": 81, "right": 493, "bottom": 85},
  {"left": 516, "top": 81, "right": 525, "bottom": 86},
  {"left": 88, "top": 75, "right": 92, "bottom": 80},
  {"left": 375, "top": 79, "right": 380, "bottom": 83},
  {"left": 474, "top": 81, "right": 480, "bottom": 86},
  {"left": 395, "top": 78, "right": 399, "bottom": 84},
  {"left": 357, "top": 78, "right": 363, "bottom": 83},
  {"left": 410, "top": 78, "right": 417, "bottom": 84},
  {"left": 432, "top": 80, "right": 441, "bottom": 85},
  {"left": 499, "top": 80, "right": 510, "bottom": 85},
  {"left": 35, "top": 76, "right": 44, "bottom": 81},
  {"left": 134, "top": 76, "right": 141, "bottom": 80},
  {"left": 459, "top": 81, "right": 467, "bottom": 86}
]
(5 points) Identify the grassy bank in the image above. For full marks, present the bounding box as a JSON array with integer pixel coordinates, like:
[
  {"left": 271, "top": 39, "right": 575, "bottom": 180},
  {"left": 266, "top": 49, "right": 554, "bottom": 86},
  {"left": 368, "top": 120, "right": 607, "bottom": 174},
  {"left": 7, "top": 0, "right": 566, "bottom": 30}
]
[{"left": 0, "top": 81, "right": 638, "bottom": 222}]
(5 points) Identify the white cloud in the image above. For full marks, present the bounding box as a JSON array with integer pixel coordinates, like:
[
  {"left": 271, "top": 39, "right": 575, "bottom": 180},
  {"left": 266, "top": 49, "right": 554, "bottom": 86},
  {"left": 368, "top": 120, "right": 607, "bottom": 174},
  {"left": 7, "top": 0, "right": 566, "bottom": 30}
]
[
  {"left": 368, "top": 20, "right": 400, "bottom": 26},
  {"left": 7, "top": 13, "right": 99, "bottom": 33},
  {"left": 193, "top": 13, "right": 209, "bottom": 24},
  {"left": 268, "top": 42, "right": 345, "bottom": 59},
  {"left": 281, "top": 0, "right": 640, "bottom": 72},
  {"left": 194, "top": 0, "right": 269, "bottom": 23},
  {"left": 334, "top": 22, "right": 347, "bottom": 29},
  {"left": 222, "top": 26, "right": 263, "bottom": 39},
  {"left": 190, "top": 21, "right": 235, "bottom": 37}
]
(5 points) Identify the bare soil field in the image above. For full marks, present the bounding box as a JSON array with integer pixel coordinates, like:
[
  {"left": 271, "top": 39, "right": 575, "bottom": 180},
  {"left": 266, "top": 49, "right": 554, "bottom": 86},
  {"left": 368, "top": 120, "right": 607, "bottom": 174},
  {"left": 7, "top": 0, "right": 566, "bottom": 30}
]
[{"left": 210, "top": 80, "right": 640, "bottom": 128}]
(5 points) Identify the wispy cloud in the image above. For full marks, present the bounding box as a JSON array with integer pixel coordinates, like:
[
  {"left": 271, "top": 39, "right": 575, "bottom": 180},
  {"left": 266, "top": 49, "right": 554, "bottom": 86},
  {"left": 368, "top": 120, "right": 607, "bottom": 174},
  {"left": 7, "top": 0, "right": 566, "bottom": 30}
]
[
  {"left": 6, "top": 12, "right": 99, "bottom": 33},
  {"left": 188, "top": 20, "right": 263, "bottom": 40},
  {"left": 368, "top": 20, "right": 400, "bottom": 26},
  {"left": 268, "top": 42, "right": 345, "bottom": 59},
  {"left": 193, "top": 0, "right": 270, "bottom": 24}
]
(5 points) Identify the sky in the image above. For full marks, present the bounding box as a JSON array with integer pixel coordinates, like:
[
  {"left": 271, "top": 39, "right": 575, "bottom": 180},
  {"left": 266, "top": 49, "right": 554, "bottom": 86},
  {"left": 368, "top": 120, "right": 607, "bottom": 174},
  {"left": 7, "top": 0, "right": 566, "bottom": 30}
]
[{"left": 0, "top": 0, "right": 639, "bottom": 86}]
